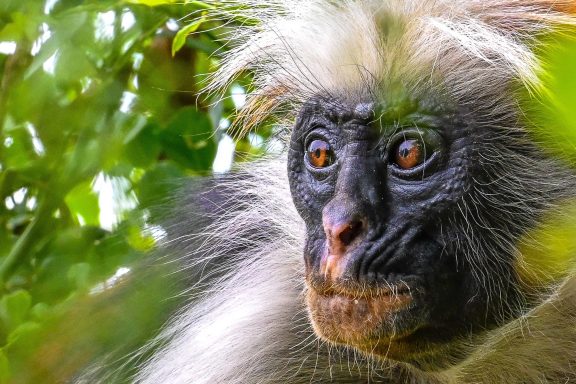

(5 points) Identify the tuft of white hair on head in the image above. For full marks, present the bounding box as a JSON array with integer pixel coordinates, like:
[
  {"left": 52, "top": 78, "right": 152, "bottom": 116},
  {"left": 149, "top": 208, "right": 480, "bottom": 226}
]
[{"left": 205, "top": 0, "right": 576, "bottom": 132}]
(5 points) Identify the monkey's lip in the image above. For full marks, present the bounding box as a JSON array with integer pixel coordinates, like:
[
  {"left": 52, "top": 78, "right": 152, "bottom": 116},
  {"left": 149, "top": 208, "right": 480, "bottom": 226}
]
[
  {"left": 306, "top": 283, "right": 414, "bottom": 347},
  {"left": 308, "top": 280, "right": 413, "bottom": 299}
]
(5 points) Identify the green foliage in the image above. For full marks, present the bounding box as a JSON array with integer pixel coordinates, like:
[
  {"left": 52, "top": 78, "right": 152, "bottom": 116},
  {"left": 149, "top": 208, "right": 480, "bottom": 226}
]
[
  {"left": 172, "top": 13, "right": 207, "bottom": 56},
  {"left": 523, "top": 34, "right": 576, "bottom": 163},
  {"left": 0, "top": 0, "right": 261, "bottom": 382}
]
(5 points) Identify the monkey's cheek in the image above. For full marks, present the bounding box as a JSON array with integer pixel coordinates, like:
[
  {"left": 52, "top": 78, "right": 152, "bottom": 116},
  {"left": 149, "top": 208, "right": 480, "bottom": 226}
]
[{"left": 306, "top": 288, "right": 414, "bottom": 356}]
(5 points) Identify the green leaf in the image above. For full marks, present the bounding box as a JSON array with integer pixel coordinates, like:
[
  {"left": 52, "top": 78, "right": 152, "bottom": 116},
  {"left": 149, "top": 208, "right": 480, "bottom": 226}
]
[
  {"left": 2, "top": 126, "right": 39, "bottom": 171},
  {"left": 159, "top": 107, "right": 217, "bottom": 171},
  {"left": 135, "top": 161, "right": 184, "bottom": 213},
  {"left": 124, "top": 0, "right": 183, "bottom": 6},
  {"left": 126, "top": 225, "right": 155, "bottom": 251},
  {"left": 122, "top": 115, "right": 149, "bottom": 145},
  {"left": 22, "top": 38, "right": 59, "bottom": 80},
  {"left": 0, "top": 349, "right": 11, "bottom": 384},
  {"left": 126, "top": 0, "right": 214, "bottom": 6},
  {"left": 0, "top": 12, "right": 41, "bottom": 43},
  {"left": 0, "top": 290, "right": 31, "bottom": 333},
  {"left": 123, "top": 123, "right": 162, "bottom": 168},
  {"left": 54, "top": 46, "right": 96, "bottom": 85},
  {"left": 525, "top": 35, "right": 576, "bottom": 163},
  {"left": 67, "top": 263, "right": 92, "bottom": 290},
  {"left": 172, "top": 14, "right": 207, "bottom": 56},
  {"left": 5, "top": 321, "right": 41, "bottom": 348},
  {"left": 65, "top": 181, "right": 100, "bottom": 227},
  {"left": 30, "top": 303, "right": 51, "bottom": 321}
]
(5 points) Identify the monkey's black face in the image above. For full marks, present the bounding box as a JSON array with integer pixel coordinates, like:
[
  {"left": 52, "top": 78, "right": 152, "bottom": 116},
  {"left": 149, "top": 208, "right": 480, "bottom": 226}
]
[{"left": 288, "top": 97, "right": 518, "bottom": 368}]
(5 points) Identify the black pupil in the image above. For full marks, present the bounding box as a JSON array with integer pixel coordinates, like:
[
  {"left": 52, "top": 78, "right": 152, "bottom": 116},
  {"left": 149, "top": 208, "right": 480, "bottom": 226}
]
[
  {"left": 399, "top": 140, "right": 417, "bottom": 157},
  {"left": 307, "top": 139, "right": 332, "bottom": 168}
]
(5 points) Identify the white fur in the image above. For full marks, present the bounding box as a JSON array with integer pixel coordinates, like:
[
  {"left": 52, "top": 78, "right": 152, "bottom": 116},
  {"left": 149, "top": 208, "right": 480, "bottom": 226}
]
[{"left": 208, "top": 0, "right": 576, "bottom": 131}]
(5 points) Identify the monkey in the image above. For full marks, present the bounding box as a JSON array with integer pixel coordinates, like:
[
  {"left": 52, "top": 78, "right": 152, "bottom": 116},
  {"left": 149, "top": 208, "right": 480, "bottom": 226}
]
[{"left": 121, "top": 1, "right": 576, "bottom": 383}]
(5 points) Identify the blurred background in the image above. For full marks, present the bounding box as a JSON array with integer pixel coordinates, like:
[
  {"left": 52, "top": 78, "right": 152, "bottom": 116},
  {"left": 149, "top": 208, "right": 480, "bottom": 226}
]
[
  {"left": 1, "top": 1, "right": 576, "bottom": 383},
  {"left": 0, "top": 0, "right": 275, "bottom": 382}
]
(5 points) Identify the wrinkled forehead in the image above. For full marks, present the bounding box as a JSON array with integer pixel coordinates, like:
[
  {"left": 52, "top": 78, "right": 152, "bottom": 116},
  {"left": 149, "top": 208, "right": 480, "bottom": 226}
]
[{"left": 296, "top": 94, "right": 454, "bottom": 132}]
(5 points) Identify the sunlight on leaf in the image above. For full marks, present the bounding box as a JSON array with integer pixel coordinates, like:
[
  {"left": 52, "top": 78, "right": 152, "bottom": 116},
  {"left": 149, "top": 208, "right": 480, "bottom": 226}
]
[{"left": 172, "top": 14, "right": 207, "bottom": 56}]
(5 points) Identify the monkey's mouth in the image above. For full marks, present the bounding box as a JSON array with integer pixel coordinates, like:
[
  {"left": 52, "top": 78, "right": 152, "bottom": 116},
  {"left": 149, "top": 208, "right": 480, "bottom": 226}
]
[{"left": 306, "top": 282, "right": 420, "bottom": 357}]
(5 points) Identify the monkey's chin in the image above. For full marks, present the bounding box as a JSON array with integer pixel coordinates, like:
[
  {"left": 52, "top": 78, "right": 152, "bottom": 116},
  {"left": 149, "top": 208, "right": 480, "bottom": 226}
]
[{"left": 306, "top": 286, "right": 427, "bottom": 361}]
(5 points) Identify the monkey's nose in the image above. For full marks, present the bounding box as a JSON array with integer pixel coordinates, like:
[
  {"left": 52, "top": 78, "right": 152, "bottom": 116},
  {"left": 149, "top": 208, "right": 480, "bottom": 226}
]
[
  {"left": 321, "top": 216, "right": 366, "bottom": 280},
  {"left": 323, "top": 211, "right": 366, "bottom": 257},
  {"left": 330, "top": 220, "right": 364, "bottom": 249}
]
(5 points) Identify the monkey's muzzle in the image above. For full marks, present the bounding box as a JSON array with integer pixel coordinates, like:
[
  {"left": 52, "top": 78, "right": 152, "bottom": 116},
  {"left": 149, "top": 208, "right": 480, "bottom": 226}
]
[{"left": 306, "top": 282, "right": 419, "bottom": 358}]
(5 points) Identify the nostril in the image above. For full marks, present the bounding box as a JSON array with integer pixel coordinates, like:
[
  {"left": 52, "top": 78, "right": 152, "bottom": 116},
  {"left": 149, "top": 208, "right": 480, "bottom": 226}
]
[{"left": 337, "top": 220, "right": 364, "bottom": 246}]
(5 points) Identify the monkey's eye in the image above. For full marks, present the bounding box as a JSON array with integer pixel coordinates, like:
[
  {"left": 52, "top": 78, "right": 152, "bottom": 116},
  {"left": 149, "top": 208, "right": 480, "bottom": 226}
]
[
  {"left": 306, "top": 139, "right": 334, "bottom": 168},
  {"left": 393, "top": 139, "right": 425, "bottom": 170},
  {"left": 388, "top": 129, "right": 443, "bottom": 177}
]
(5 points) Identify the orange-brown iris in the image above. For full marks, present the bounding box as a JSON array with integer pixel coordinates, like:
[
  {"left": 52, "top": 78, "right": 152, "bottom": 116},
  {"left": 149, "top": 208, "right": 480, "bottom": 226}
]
[
  {"left": 395, "top": 139, "right": 424, "bottom": 169},
  {"left": 307, "top": 139, "right": 333, "bottom": 168}
]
